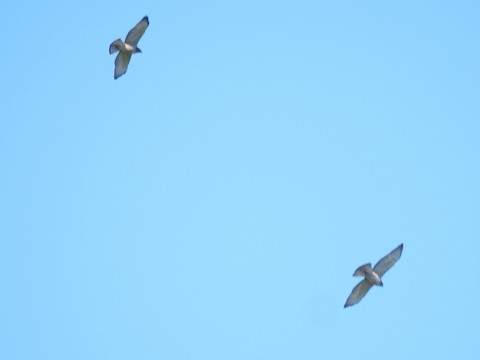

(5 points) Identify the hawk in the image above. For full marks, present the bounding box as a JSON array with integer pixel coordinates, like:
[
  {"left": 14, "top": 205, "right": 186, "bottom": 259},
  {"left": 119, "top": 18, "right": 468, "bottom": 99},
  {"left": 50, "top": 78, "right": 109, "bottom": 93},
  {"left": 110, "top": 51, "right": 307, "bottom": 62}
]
[
  {"left": 344, "top": 243, "right": 403, "bottom": 308},
  {"left": 109, "top": 16, "right": 149, "bottom": 79}
]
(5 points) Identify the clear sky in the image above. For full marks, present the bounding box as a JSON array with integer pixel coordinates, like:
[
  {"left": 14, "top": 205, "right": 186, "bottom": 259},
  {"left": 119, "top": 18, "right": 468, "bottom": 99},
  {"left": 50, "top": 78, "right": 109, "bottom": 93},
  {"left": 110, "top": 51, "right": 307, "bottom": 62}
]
[{"left": 1, "top": 1, "right": 479, "bottom": 359}]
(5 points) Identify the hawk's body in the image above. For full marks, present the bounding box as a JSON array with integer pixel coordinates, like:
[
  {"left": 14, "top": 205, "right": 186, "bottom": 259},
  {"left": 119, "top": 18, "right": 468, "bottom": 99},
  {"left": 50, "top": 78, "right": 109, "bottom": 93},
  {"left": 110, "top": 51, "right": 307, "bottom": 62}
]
[
  {"left": 344, "top": 244, "right": 403, "bottom": 308},
  {"left": 109, "top": 16, "right": 149, "bottom": 79}
]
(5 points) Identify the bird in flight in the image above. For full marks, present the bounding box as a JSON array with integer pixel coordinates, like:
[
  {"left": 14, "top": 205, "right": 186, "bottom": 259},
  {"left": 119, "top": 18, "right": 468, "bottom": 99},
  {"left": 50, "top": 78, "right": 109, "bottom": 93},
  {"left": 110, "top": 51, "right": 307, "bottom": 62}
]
[
  {"left": 109, "top": 16, "right": 149, "bottom": 79},
  {"left": 344, "top": 243, "right": 403, "bottom": 308}
]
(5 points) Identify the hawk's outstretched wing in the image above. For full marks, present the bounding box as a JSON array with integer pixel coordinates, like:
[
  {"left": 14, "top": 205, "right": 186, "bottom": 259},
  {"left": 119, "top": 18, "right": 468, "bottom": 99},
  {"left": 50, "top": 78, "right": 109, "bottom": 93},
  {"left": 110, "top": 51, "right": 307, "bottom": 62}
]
[
  {"left": 114, "top": 52, "right": 132, "bottom": 79},
  {"left": 373, "top": 243, "right": 403, "bottom": 278},
  {"left": 344, "top": 279, "right": 374, "bottom": 308},
  {"left": 125, "top": 16, "right": 149, "bottom": 46}
]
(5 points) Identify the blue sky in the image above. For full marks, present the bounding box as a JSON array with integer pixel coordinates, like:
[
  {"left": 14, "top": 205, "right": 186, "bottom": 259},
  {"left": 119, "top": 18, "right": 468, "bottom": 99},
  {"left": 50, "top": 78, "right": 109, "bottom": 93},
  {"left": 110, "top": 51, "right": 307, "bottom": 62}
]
[{"left": 1, "top": 1, "right": 479, "bottom": 359}]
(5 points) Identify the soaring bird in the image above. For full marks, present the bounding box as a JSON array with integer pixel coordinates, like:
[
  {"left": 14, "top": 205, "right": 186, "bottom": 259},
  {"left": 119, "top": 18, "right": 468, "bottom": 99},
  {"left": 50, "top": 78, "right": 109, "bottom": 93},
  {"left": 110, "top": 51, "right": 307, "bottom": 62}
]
[
  {"left": 109, "top": 16, "right": 149, "bottom": 79},
  {"left": 344, "top": 244, "right": 403, "bottom": 308}
]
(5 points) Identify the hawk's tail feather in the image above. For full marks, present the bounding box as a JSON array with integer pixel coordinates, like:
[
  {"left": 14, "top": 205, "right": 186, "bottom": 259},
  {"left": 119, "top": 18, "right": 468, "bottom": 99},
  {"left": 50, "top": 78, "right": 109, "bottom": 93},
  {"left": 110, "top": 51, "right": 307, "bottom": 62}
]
[
  {"left": 353, "top": 263, "right": 372, "bottom": 277},
  {"left": 109, "top": 39, "right": 125, "bottom": 54}
]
